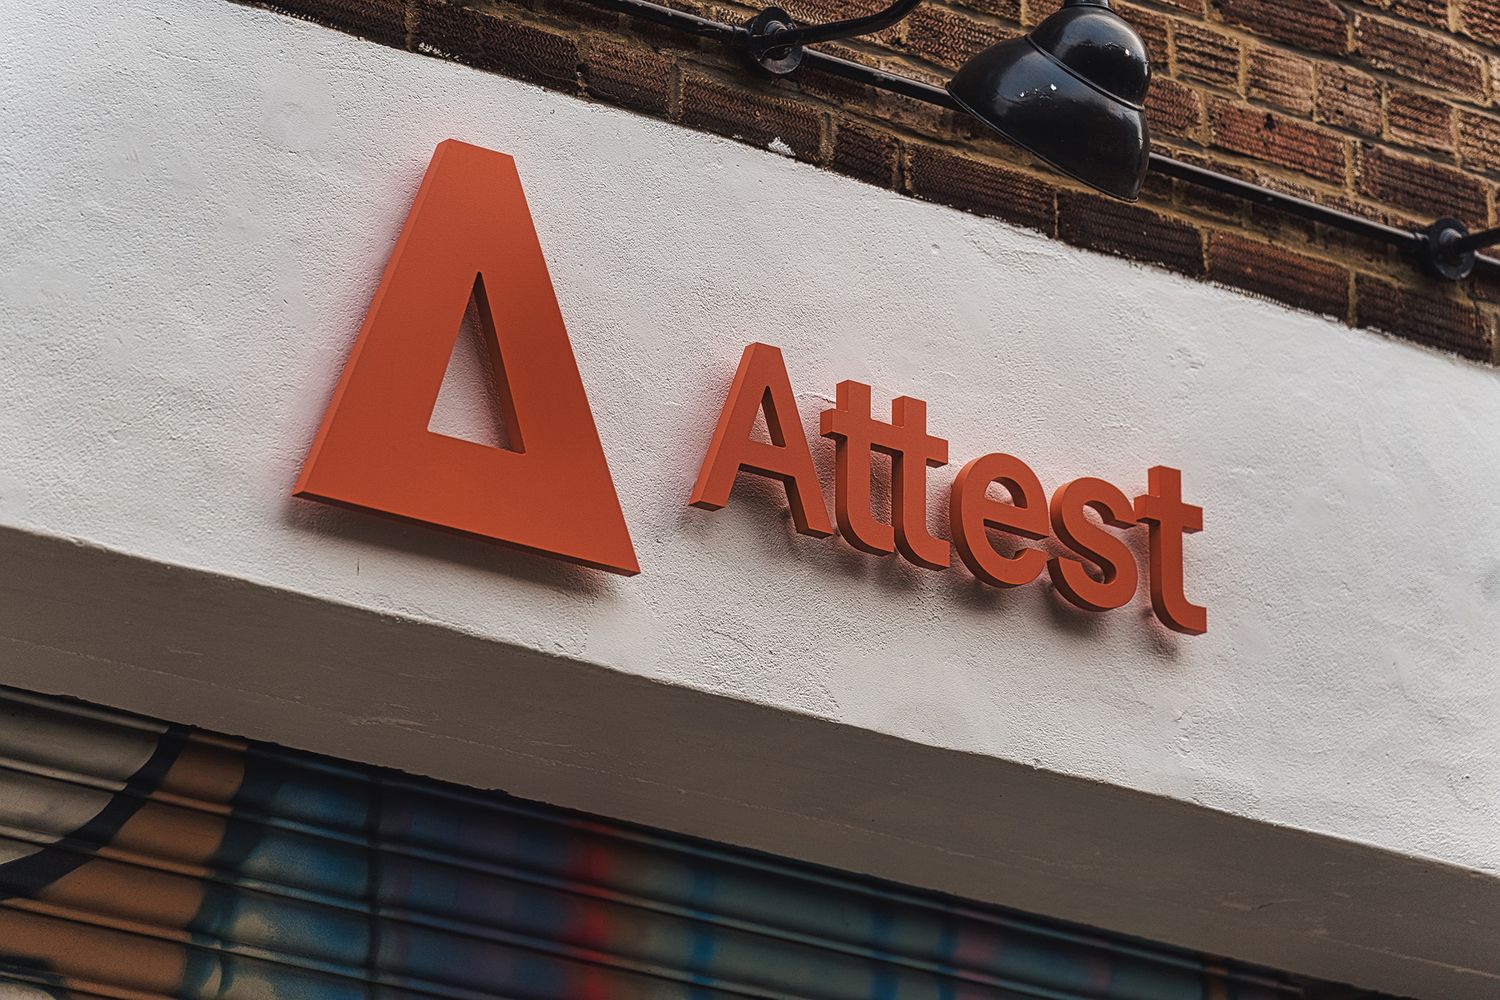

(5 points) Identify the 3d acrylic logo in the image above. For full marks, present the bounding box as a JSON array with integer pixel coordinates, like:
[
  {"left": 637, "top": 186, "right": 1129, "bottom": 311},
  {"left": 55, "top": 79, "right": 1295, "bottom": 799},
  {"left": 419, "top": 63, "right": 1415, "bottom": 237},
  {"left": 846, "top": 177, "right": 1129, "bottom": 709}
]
[
  {"left": 691, "top": 344, "right": 1208, "bottom": 635},
  {"left": 294, "top": 140, "right": 639, "bottom": 575},
  {"left": 299, "top": 141, "right": 1204, "bottom": 633}
]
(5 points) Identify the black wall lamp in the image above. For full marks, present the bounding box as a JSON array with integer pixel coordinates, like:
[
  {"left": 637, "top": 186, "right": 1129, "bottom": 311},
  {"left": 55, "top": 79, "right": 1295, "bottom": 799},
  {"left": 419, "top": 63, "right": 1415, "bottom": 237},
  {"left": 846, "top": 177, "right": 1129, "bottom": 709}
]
[
  {"left": 750, "top": 0, "right": 1151, "bottom": 201},
  {"left": 584, "top": 0, "right": 1500, "bottom": 279}
]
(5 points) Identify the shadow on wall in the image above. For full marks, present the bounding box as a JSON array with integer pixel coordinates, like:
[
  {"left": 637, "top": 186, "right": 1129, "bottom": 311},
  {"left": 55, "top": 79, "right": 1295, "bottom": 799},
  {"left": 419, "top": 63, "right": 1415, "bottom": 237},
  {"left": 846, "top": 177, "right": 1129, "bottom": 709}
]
[{"left": 282, "top": 493, "right": 618, "bottom": 598}]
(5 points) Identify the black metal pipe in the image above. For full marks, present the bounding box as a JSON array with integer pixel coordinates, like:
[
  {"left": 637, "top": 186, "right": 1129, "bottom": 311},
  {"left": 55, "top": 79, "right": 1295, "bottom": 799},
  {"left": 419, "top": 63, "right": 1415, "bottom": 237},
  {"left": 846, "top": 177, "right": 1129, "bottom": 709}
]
[
  {"left": 750, "top": 0, "right": 923, "bottom": 53},
  {"left": 1452, "top": 224, "right": 1500, "bottom": 256},
  {"left": 802, "top": 48, "right": 965, "bottom": 106},
  {"left": 1145, "top": 155, "right": 1419, "bottom": 247},
  {"left": 586, "top": 0, "right": 1500, "bottom": 280},
  {"left": 586, "top": 0, "right": 748, "bottom": 41}
]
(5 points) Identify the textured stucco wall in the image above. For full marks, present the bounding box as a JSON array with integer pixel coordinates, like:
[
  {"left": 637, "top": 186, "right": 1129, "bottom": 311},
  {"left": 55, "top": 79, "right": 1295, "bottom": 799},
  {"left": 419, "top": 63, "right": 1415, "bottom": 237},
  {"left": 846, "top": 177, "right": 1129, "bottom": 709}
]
[{"left": 4, "top": 0, "right": 1500, "bottom": 988}]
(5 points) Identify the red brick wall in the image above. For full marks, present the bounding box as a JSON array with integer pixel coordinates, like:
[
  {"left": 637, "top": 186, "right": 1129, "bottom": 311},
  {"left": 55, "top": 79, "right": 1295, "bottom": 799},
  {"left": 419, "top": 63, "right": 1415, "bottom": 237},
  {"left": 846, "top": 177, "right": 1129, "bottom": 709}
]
[{"left": 242, "top": 0, "right": 1500, "bottom": 363}]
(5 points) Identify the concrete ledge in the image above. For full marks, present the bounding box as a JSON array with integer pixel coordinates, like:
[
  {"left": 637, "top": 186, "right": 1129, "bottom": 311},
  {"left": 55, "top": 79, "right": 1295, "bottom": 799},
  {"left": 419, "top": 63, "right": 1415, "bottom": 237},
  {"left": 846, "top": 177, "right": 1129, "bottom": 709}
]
[{"left": 1, "top": 523, "right": 1493, "bottom": 998}]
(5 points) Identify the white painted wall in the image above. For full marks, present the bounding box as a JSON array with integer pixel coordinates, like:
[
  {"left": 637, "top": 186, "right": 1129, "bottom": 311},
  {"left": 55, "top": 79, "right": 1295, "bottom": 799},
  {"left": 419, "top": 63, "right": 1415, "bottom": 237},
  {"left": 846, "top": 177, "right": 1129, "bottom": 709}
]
[{"left": 4, "top": 0, "right": 1500, "bottom": 991}]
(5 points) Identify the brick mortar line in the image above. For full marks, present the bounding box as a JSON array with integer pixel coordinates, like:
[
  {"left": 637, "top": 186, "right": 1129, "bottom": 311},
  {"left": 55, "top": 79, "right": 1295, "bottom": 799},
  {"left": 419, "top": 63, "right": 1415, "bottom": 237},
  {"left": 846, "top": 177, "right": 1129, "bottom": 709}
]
[
  {"left": 1203, "top": 30, "right": 1490, "bottom": 113},
  {"left": 1193, "top": 16, "right": 1498, "bottom": 117},
  {"left": 456, "top": 2, "right": 1500, "bottom": 302},
  {"left": 434, "top": 1, "right": 1496, "bottom": 239},
  {"left": 655, "top": 0, "right": 1500, "bottom": 131},
  {"left": 667, "top": 30, "right": 1498, "bottom": 358},
  {"left": 689, "top": 0, "right": 1383, "bottom": 120},
  {"left": 647, "top": 52, "right": 1375, "bottom": 247},
  {"left": 228, "top": 0, "right": 1500, "bottom": 364},
  {"left": 620, "top": 21, "right": 1424, "bottom": 230},
  {"left": 697, "top": 0, "right": 1007, "bottom": 86},
  {"left": 1327, "top": 0, "right": 1500, "bottom": 59},
  {"left": 575, "top": 25, "right": 1497, "bottom": 360},
  {"left": 658, "top": 0, "right": 1500, "bottom": 191}
]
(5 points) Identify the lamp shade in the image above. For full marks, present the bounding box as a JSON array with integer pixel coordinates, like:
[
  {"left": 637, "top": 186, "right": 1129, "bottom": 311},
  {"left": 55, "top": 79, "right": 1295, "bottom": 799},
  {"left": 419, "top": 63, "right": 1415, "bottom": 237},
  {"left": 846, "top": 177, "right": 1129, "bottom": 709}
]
[{"left": 947, "top": 0, "right": 1151, "bottom": 201}]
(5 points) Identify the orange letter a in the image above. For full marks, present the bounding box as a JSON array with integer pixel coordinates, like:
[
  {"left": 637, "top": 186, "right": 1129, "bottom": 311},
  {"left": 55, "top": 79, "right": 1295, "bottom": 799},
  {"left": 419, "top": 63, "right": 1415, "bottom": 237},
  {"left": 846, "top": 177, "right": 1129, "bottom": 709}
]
[
  {"left": 294, "top": 140, "right": 638, "bottom": 575},
  {"left": 690, "top": 343, "right": 833, "bottom": 537}
]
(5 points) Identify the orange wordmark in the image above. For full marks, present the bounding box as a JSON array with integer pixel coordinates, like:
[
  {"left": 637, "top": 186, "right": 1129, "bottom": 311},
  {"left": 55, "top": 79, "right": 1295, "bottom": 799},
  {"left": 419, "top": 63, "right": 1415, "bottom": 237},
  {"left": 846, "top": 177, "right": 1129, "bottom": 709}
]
[
  {"left": 1134, "top": 466, "right": 1207, "bottom": 635},
  {"left": 820, "top": 381, "right": 950, "bottom": 570},
  {"left": 296, "top": 141, "right": 1202, "bottom": 628},
  {"left": 688, "top": 343, "right": 834, "bottom": 538},
  {"left": 294, "top": 140, "right": 639, "bottom": 575},
  {"left": 692, "top": 343, "right": 1207, "bottom": 635}
]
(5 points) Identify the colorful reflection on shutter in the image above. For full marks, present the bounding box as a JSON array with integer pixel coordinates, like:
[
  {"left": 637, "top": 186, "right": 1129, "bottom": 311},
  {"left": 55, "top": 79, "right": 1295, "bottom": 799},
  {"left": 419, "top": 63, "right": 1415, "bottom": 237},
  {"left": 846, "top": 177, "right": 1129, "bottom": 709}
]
[{"left": 0, "top": 686, "right": 1297, "bottom": 1000}]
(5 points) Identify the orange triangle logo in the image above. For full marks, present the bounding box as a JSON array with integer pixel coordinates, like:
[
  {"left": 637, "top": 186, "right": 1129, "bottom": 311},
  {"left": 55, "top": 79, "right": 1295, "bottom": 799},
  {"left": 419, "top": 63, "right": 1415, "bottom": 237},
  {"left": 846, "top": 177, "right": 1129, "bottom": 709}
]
[{"left": 294, "top": 140, "right": 639, "bottom": 575}]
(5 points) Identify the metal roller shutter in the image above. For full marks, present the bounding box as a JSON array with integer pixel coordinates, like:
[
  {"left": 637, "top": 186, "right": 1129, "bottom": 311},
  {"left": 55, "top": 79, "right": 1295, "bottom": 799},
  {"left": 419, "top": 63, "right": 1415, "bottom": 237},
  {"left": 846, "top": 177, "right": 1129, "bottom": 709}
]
[{"left": 0, "top": 685, "right": 1295, "bottom": 1000}]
